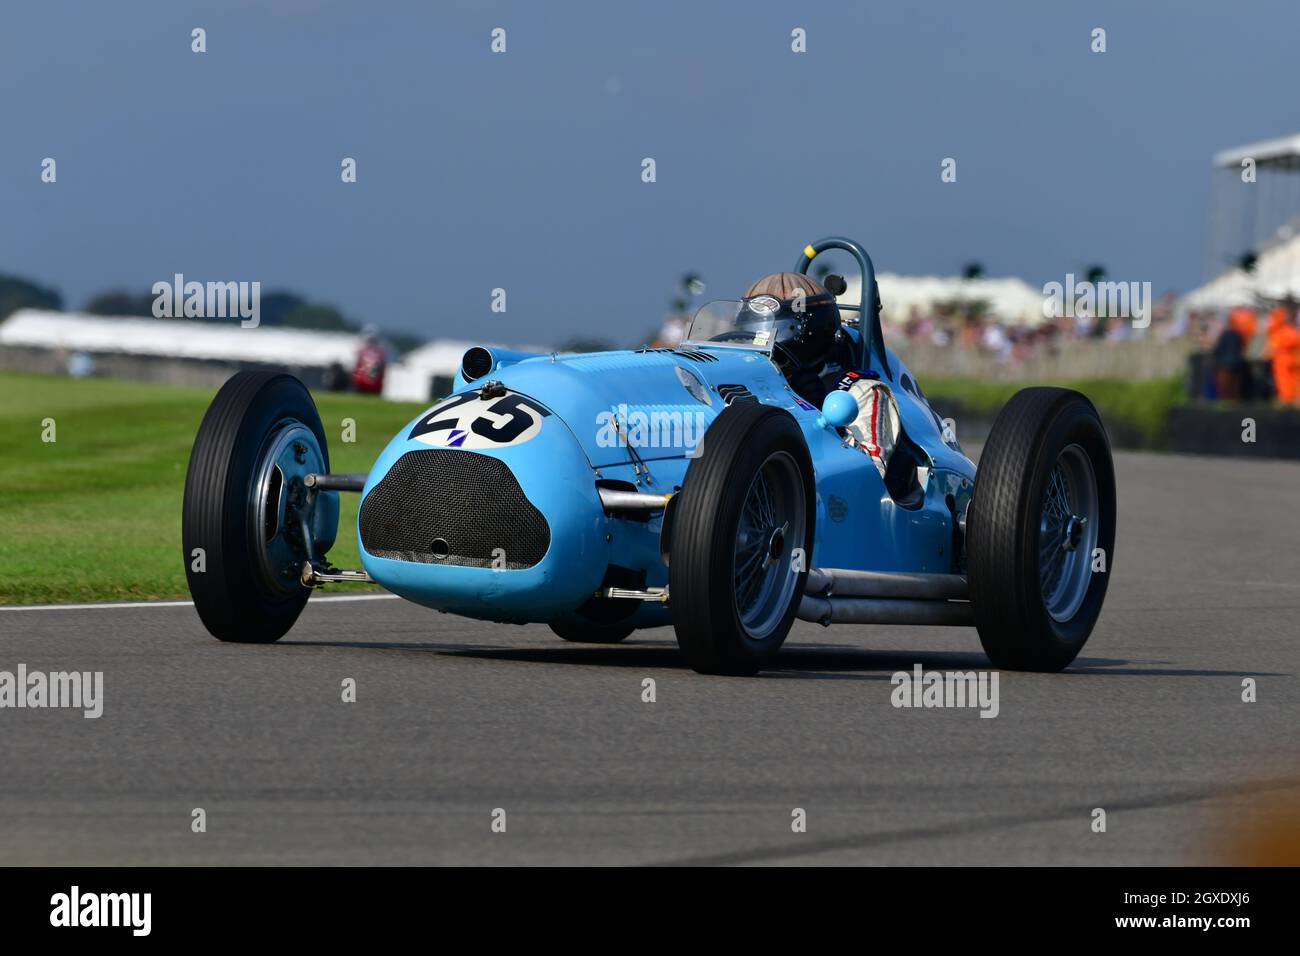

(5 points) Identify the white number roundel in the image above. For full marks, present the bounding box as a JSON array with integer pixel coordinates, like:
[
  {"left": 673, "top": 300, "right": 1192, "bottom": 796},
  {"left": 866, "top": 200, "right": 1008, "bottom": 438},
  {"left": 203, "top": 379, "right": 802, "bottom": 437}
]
[{"left": 408, "top": 389, "right": 550, "bottom": 449}]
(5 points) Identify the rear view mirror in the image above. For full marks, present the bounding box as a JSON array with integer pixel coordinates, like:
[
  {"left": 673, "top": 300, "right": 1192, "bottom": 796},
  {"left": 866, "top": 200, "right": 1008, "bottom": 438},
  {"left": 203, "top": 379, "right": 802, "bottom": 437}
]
[{"left": 821, "top": 390, "right": 857, "bottom": 428}]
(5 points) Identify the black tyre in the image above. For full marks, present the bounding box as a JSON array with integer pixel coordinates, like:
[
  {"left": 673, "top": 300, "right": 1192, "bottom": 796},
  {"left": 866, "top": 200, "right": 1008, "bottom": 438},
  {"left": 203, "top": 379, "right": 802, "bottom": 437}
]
[
  {"left": 966, "top": 387, "right": 1116, "bottom": 671},
  {"left": 669, "top": 403, "right": 815, "bottom": 675},
  {"left": 182, "top": 372, "right": 337, "bottom": 643},
  {"left": 548, "top": 621, "right": 635, "bottom": 644}
]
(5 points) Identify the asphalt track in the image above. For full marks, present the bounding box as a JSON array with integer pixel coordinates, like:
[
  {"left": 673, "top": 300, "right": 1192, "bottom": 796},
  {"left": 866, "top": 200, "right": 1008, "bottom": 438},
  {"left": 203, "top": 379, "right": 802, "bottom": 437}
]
[{"left": 2, "top": 448, "right": 1297, "bottom": 865}]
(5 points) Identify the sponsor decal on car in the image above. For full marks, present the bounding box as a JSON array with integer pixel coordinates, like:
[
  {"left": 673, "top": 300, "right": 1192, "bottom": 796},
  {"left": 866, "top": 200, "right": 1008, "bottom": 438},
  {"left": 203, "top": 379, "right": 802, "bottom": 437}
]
[{"left": 783, "top": 385, "right": 815, "bottom": 411}]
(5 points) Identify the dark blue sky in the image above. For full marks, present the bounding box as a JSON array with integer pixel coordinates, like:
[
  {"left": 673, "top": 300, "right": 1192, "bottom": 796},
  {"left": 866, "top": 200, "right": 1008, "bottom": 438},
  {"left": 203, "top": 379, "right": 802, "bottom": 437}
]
[{"left": 3, "top": 0, "right": 1298, "bottom": 344}]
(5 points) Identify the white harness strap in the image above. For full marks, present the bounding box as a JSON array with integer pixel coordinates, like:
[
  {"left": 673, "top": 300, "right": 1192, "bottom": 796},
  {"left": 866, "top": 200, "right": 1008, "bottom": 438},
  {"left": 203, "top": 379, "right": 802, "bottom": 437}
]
[{"left": 843, "top": 379, "right": 900, "bottom": 478}]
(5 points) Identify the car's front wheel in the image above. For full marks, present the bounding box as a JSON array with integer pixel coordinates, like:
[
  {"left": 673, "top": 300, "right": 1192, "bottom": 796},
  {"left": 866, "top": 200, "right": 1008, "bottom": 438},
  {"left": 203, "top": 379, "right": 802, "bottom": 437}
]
[
  {"left": 182, "top": 372, "right": 338, "bottom": 643},
  {"left": 669, "top": 403, "right": 815, "bottom": 675}
]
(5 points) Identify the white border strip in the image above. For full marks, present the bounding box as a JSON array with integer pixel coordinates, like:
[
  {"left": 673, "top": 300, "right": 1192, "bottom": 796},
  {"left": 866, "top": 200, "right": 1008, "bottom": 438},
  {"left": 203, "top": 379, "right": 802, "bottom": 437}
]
[{"left": 0, "top": 594, "right": 399, "bottom": 612}]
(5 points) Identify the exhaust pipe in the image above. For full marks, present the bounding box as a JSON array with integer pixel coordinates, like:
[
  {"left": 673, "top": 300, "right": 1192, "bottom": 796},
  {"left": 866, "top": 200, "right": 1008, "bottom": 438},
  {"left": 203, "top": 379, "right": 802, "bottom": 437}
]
[
  {"left": 804, "top": 568, "right": 968, "bottom": 601},
  {"left": 798, "top": 595, "right": 975, "bottom": 627},
  {"left": 798, "top": 567, "right": 974, "bottom": 627},
  {"left": 598, "top": 487, "right": 672, "bottom": 514}
]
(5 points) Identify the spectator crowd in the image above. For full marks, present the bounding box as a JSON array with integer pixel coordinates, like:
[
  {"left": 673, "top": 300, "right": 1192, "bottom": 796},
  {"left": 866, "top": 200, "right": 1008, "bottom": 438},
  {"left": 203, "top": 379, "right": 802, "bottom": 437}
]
[{"left": 1198, "top": 299, "right": 1300, "bottom": 404}]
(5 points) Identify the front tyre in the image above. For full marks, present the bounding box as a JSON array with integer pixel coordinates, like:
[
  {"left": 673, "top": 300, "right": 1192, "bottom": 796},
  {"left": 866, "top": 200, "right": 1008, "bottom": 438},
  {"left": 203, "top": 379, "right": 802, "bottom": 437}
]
[
  {"left": 966, "top": 387, "right": 1116, "bottom": 671},
  {"left": 669, "top": 403, "right": 815, "bottom": 675},
  {"left": 182, "top": 372, "right": 336, "bottom": 643}
]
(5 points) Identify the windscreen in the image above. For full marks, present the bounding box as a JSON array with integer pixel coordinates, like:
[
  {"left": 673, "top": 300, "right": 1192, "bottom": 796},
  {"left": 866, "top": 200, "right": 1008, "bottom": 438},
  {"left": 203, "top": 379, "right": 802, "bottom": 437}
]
[{"left": 680, "top": 298, "right": 803, "bottom": 351}]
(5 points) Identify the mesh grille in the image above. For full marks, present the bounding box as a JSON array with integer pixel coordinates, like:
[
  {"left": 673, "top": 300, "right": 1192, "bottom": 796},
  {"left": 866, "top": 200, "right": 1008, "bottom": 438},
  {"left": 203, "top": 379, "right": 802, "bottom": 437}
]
[{"left": 360, "top": 450, "right": 550, "bottom": 569}]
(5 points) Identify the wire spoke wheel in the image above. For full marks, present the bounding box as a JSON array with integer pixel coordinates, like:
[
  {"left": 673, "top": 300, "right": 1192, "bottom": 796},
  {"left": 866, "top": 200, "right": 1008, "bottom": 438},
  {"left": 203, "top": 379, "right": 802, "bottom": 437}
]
[
  {"left": 732, "top": 451, "right": 805, "bottom": 640},
  {"left": 669, "top": 403, "right": 814, "bottom": 675},
  {"left": 967, "top": 387, "right": 1116, "bottom": 672},
  {"left": 1037, "top": 444, "right": 1099, "bottom": 623}
]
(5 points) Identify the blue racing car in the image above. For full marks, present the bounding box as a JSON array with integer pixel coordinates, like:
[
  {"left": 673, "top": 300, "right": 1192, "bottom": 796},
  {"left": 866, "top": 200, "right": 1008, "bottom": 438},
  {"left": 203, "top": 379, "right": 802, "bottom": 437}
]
[{"left": 182, "top": 236, "right": 1116, "bottom": 675}]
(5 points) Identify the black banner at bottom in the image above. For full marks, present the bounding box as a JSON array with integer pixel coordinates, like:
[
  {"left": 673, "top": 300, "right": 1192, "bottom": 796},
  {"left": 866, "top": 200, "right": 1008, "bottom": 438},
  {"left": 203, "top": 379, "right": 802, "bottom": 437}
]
[{"left": 0, "top": 866, "right": 1288, "bottom": 940}]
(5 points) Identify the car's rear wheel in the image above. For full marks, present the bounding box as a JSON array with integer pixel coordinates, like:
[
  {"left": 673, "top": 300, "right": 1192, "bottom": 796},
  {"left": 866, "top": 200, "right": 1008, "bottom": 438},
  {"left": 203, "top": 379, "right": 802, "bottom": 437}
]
[
  {"left": 183, "top": 372, "right": 338, "bottom": 643},
  {"left": 669, "top": 403, "right": 814, "bottom": 675},
  {"left": 966, "top": 387, "right": 1116, "bottom": 671},
  {"left": 548, "top": 621, "right": 635, "bottom": 644}
]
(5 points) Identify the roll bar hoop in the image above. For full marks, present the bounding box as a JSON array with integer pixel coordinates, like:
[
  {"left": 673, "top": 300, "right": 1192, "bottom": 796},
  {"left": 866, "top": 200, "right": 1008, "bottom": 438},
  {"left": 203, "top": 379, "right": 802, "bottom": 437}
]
[{"left": 794, "top": 236, "right": 891, "bottom": 381}]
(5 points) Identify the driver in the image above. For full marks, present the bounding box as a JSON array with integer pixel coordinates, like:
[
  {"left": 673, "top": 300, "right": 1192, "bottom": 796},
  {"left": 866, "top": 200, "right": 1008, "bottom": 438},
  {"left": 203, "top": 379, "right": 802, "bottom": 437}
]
[{"left": 738, "top": 272, "right": 852, "bottom": 405}]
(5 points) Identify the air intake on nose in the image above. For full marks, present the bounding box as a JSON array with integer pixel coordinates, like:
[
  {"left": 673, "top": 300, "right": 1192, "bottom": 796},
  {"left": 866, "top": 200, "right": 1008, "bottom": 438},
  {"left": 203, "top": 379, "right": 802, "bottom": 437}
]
[
  {"left": 461, "top": 346, "right": 494, "bottom": 381},
  {"left": 360, "top": 450, "right": 550, "bottom": 569}
]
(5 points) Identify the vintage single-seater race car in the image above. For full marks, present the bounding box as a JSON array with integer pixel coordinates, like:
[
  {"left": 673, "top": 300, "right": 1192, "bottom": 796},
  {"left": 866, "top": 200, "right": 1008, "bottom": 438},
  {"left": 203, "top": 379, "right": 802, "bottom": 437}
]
[{"left": 182, "top": 236, "right": 1116, "bottom": 675}]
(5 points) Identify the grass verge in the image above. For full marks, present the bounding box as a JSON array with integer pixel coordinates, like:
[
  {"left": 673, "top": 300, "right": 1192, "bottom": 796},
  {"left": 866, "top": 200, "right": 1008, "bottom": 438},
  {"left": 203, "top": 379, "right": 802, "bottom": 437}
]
[
  {"left": 921, "top": 376, "right": 1185, "bottom": 445},
  {"left": 0, "top": 372, "right": 424, "bottom": 605}
]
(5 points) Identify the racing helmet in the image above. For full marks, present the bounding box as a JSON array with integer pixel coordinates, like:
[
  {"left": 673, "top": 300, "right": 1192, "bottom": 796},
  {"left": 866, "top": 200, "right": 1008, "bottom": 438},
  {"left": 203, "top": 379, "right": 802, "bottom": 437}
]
[{"left": 739, "top": 272, "right": 842, "bottom": 370}]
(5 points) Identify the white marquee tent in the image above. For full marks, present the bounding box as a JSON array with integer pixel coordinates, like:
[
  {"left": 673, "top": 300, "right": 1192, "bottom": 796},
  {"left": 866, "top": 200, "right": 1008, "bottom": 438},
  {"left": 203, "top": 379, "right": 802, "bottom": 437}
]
[
  {"left": 381, "top": 338, "right": 551, "bottom": 402},
  {"left": 1192, "top": 131, "right": 1300, "bottom": 310},
  {"left": 0, "top": 309, "right": 555, "bottom": 403},
  {"left": 381, "top": 339, "right": 481, "bottom": 401},
  {"left": 0, "top": 309, "right": 366, "bottom": 366},
  {"left": 842, "top": 273, "right": 1048, "bottom": 327},
  {"left": 1181, "top": 228, "right": 1300, "bottom": 311}
]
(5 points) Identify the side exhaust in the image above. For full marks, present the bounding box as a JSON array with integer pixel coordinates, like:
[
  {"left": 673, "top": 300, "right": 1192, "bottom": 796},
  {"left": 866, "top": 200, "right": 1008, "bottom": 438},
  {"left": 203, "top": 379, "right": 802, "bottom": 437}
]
[
  {"left": 598, "top": 487, "right": 672, "bottom": 514},
  {"left": 804, "top": 568, "right": 968, "bottom": 600},
  {"left": 797, "top": 568, "right": 974, "bottom": 627}
]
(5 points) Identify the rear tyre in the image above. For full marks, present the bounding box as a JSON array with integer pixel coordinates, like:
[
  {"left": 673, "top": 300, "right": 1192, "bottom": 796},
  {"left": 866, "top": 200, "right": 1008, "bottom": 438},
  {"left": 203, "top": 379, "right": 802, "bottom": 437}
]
[
  {"left": 548, "top": 621, "right": 635, "bottom": 644},
  {"left": 966, "top": 387, "right": 1116, "bottom": 671},
  {"left": 182, "top": 372, "right": 335, "bottom": 643},
  {"left": 669, "top": 403, "right": 814, "bottom": 675}
]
